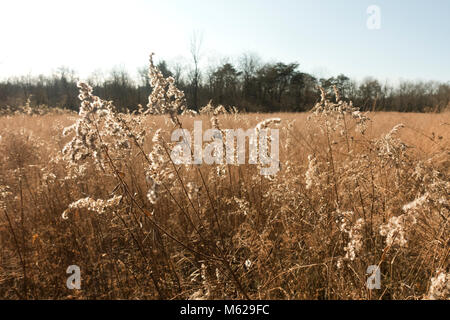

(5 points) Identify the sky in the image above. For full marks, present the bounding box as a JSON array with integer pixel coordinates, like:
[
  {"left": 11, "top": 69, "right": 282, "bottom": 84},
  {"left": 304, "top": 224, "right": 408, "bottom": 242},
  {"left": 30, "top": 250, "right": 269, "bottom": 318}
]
[{"left": 0, "top": 0, "right": 449, "bottom": 83}]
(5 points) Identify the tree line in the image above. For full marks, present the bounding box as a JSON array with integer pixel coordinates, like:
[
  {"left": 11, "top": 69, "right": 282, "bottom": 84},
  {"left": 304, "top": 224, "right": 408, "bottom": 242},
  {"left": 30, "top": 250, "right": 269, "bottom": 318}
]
[{"left": 1, "top": 53, "right": 449, "bottom": 113}]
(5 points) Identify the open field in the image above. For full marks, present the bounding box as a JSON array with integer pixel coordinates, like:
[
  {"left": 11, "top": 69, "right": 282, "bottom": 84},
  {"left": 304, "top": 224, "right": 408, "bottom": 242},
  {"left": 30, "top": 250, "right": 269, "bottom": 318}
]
[
  {"left": 0, "top": 105, "right": 448, "bottom": 299},
  {"left": 0, "top": 61, "right": 449, "bottom": 300},
  {"left": 1, "top": 0, "right": 450, "bottom": 305}
]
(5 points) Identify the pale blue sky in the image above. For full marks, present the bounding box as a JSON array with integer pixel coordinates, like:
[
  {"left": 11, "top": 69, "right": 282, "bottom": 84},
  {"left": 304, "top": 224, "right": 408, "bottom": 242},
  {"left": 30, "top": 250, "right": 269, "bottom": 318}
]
[{"left": 0, "top": 0, "right": 449, "bottom": 83}]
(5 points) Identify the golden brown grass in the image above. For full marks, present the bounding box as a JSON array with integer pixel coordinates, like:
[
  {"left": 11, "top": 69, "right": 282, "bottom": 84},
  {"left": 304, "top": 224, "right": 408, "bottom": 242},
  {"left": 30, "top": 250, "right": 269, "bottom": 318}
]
[
  {"left": 0, "top": 108, "right": 448, "bottom": 300},
  {"left": 0, "top": 59, "right": 448, "bottom": 300}
]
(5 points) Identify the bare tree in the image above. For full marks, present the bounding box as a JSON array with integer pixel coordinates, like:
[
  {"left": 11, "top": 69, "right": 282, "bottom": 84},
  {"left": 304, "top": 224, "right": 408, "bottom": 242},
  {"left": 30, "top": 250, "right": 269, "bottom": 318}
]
[
  {"left": 171, "top": 61, "right": 184, "bottom": 86},
  {"left": 190, "top": 30, "right": 203, "bottom": 110},
  {"left": 238, "top": 52, "right": 260, "bottom": 99}
]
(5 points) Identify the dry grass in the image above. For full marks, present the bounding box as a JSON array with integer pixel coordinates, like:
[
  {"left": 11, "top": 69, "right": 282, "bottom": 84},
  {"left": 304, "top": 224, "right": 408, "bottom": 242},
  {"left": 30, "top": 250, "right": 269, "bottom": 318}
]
[{"left": 0, "top": 60, "right": 448, "bottom": 300}]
